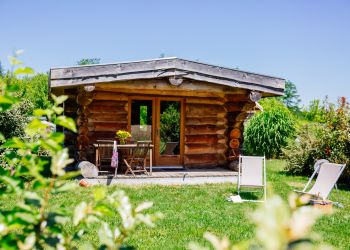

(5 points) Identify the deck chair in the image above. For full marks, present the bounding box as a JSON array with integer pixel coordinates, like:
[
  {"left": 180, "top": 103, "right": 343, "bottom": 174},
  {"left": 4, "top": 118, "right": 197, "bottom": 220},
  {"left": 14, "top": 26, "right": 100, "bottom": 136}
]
[
  {"left": 295, "top": 162, "right": 346, "bottom": 200},
  {"left": 124, "top": 141, "right": 152, "bottom": 176},
  {"left": 237, "top": 155, "right": 266, "bottom": 202},
  {"left": 95, "top": 140, "right": 114, "bottom": 172}
]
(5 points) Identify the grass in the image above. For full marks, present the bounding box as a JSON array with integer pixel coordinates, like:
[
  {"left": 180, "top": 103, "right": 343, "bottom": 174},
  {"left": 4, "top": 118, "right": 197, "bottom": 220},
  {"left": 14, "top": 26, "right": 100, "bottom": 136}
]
[{"left": 1, "top": 160, "right": 350, "bottom": 249}]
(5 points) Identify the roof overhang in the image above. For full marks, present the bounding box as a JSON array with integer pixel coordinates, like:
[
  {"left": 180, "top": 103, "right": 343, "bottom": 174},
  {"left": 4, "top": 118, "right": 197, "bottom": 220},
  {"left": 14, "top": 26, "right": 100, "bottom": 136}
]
[{"left": 49, "top": 57, "right": 285, "bottom": 95}]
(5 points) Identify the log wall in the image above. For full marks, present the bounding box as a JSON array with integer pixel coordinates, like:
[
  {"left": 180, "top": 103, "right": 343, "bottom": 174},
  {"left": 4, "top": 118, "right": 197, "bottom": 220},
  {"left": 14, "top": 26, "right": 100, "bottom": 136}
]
[
  {"left": 86, "top": 92, "right": 128, "bottom": 164},
  {"left": 60, "top": 79, "right": 258, "bottom": 168},
  {"left": 184, "top": 102, "right": 228, "bottom": 168},
  {"left": 63, "top": 89, "right": 79, "bottom": 161}
]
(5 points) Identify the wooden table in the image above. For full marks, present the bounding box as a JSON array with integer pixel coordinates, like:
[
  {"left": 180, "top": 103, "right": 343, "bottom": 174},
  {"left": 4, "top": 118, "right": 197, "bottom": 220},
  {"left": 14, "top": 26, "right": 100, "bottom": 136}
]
[{"left": 93, "top": 143, "right": 153, "bottom": 175}]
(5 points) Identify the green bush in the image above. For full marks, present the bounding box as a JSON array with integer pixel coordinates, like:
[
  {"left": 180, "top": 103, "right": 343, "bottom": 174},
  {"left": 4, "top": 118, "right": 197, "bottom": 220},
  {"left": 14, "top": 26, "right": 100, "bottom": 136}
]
[
  {"left": 283, "top": 123, "right": 325, "bottom": 175},
  {"left": 18, "top": 73, "right": 52, "bottom": 109},
  {"left": 284, "top": 97, "right": 350, "bottom": 180},
  {"left": 0, "top": 55, "right": 160, "bottom": 249},
  {"left": 0, "top": 99, "right": 33, "bottom": 139},
  {"left": 302, "top": 97, "right": 334, "bottom": 123},
  {"left": 244, "top": 98, "right": 296, "bottom": 158},
  {"left": 0, "top": 70, "right": 51, "bottom": 140}
]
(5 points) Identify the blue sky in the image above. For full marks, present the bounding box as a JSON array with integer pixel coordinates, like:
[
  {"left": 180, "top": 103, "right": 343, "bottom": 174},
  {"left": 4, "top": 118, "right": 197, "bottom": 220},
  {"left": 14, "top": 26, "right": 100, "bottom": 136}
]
[{"left": 1, "top": 0, "right": 349, "bottom": 105}]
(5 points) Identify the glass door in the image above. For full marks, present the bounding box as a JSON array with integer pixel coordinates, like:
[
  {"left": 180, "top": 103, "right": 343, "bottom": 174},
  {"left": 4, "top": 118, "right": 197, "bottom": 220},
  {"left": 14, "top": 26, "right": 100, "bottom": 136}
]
[
  {"left": 155, "top": 98, "right": 183, "bottom": 166},
  {"left": 130, "top": 99, "right": 153, "bottom": 142}
]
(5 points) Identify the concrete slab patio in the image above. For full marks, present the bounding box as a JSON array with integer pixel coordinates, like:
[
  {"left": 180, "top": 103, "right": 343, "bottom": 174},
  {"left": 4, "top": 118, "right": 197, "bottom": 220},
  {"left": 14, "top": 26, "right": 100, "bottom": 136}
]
[{"left": 84, "top": 168, "right": 238, "bottom": 186}]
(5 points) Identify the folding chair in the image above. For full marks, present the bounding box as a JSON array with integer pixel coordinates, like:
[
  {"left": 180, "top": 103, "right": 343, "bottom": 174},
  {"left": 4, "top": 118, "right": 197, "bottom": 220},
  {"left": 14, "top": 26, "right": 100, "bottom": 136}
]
[
  {"left": 237, "top": 155, "right": 266, "bottom": 202},
  {"left": 124, "top": 141, "right": 152, "bottom": 176},
  {"left": 295, "top": 162, "right": 346, "bottom": 200},
  {"left": 95, "top": 140, "right": 114, "bottom": 173}
]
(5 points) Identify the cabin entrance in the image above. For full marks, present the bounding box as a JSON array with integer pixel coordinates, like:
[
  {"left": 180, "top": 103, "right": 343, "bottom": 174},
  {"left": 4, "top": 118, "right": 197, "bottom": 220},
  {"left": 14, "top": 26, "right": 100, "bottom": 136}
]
[{"left": 129, "top": 97, "right": 184, "bottom": 167}]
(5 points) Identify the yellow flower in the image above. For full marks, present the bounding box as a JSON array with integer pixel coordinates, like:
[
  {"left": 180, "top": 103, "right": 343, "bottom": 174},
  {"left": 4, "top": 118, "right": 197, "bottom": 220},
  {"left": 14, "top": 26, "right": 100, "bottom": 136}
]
[{"left": 116, "top": 130, "right": 131, "bottom": 144}]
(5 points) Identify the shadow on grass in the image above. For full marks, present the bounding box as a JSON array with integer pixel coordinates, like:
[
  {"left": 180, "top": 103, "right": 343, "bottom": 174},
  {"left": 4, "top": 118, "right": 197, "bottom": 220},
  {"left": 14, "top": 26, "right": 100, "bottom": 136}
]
[
  {"left": 238, "top": 192, "right": 264, "bottom": 201},
  {"left": 106, "top": 176, "right": 114, "bottom": 186},
  {"left": 276, "top": 170, "right": 294, "bottom": 177},
  {"left": 335, "top": 183, "right": 350, "bottom": 192}
]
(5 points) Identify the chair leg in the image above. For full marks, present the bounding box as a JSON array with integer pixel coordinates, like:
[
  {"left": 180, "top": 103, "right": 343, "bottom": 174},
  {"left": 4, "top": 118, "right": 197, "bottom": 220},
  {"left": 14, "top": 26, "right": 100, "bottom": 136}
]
[
  {"left": 125, "top": 167, "right": 136, "bottom": 177},
  {"left": 123, "top": 159, "right": 135, "bottom": 177},
  {"left": 140, "top": 160, "right": 149, "bottom": 175}
]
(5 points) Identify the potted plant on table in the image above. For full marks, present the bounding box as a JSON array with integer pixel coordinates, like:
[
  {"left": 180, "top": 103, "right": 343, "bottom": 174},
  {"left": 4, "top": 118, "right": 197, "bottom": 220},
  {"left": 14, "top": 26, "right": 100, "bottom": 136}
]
[
  {"left": 116, "top": 130, "right": 131, "bottom": 144},
  {"left": 115, "top": 130, "right": 132, "bottom": 171}
]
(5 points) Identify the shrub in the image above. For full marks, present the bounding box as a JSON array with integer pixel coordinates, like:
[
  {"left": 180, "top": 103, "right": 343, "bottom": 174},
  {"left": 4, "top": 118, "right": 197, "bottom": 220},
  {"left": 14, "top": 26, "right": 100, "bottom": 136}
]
[
  {"left": 284, "top": 97, "right": 350, "bottom": 180},
  {"left": 18, "top": 73, "right": 52, "bottom": 109},
  {"left": 302, "top": 97, "right": 335, "bottom": 123},
  {"left": 0, "top": 71, "right": 51, "bottom": 140},
  {"left": 0, "top": 99, "right": 33, "bottom": 139},
  {"left": 244, "top": 98, "right": 296, "bottom": 158},
  {"left": 0, "top": 55, "right": 161, "bottom": 249},
  {"left": 283, "top": 123, "right": 325, "bottom": 175}
]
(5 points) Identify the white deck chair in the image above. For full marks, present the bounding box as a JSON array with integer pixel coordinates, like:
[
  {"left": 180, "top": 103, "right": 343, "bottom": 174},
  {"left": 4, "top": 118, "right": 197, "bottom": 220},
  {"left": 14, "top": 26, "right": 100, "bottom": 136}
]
[
  {"left": 295, "top": 162, "right": 346, "bottom": 200},
  {"left": 237, "top": 155, "right": 266, "bottom": 202}
]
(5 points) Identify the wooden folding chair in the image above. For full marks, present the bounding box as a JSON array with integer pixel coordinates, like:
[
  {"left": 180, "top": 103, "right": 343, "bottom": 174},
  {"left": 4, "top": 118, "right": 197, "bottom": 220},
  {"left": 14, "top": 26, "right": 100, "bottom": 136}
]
[
  {"left": 124, "top": 141, "right": 152, "bottom": 176},
  {"left": 95, "top": 140, "right": 114, "bottom": 171}
]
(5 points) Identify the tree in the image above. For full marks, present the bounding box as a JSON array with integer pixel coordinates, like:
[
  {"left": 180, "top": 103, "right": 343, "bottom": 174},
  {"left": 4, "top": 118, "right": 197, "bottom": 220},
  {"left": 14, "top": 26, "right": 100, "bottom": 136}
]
[
  {"left": 18, "top": 73, "right": 52, "bottom": 109},
  {"left": 77, "top": 58, "right": 101, "bottom": 65},
  {"left": 279, "top": 81, "right": 301, "bottom": 112}
]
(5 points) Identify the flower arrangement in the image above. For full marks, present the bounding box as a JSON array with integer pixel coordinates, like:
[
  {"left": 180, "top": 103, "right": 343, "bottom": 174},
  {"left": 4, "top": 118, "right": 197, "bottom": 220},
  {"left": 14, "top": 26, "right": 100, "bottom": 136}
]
[{"left": 116, "top": 130, "right": 131, "bottom": 144}]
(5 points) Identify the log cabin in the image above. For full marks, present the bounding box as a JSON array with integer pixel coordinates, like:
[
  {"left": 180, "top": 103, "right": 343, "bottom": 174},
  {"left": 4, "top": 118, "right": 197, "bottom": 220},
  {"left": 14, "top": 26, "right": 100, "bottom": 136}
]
[{"left": 49, "top": 57, "right": 285, "bottom": 169}]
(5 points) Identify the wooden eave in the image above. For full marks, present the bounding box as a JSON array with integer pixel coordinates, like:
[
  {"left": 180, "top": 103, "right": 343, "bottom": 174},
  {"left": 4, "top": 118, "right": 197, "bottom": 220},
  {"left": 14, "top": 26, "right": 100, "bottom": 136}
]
[{"left": 49, "top": 57, "right": 285, "bottom": 95}]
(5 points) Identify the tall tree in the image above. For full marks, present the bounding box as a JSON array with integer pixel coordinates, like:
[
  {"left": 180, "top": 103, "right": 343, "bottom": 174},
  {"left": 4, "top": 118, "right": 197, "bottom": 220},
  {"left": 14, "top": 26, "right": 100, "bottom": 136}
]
[
  {"left": 77, "top": 58, "right": 101, "bottom": 65},
  {"left": 280, "top": 80, "right": 301, "bottom": 112}
]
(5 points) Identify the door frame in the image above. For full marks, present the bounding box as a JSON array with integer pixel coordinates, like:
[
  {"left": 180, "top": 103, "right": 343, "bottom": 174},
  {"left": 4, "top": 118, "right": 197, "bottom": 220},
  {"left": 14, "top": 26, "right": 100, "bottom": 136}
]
[
  {"left": 128, "top": 96, "right": 184, "bottom": 166},
  {"left": 154, "top": 97, "right": 185, "bottom": 166}
]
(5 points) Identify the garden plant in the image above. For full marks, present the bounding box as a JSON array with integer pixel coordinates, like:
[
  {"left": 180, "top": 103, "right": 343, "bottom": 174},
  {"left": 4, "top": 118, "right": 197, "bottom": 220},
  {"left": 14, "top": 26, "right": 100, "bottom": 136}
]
[{"left": 0, "top": 54, "right": 160, "bottom": 249}]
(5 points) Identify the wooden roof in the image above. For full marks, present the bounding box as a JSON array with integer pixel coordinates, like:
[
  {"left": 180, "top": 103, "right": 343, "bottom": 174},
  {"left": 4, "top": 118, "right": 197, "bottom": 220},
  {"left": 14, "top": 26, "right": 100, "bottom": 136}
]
[{"left": 49, "top": 57, "right": 285, "bottom": 95}]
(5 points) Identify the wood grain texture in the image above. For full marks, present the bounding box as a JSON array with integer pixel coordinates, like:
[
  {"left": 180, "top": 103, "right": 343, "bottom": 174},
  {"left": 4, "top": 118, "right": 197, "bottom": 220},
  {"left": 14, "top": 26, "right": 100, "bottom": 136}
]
[
  {"left": 186, "top": 97, "right": 225, "bottom": 105},
  {"left": 89, "top": 123, "right": 128, "bottom": 132},
  {"left": 229, "top": 139, "right": 240, "bottom": 149},
  {"left": 185, "top": 117, "right": 227, "bottom": 126},
  {"left": 184, "top": 153, "right": 226, "bottom": 167},
  {"left": 186, "top": 104, "right": 227, "bottom": 117},
  {"left": 185, "top": 125, "right": 227, "bottom": 135},
  {"left": 185, "top": 144, "right": 227, "bottom": 155},
  {"left": 185, "top": 135, "right": 226, "bottom": 145},
  {"left": 93, "top": 91, "right": 129, "bottom": 101},
  {"left": 230, "top": 128, "right": 241, "bottom": 139}
]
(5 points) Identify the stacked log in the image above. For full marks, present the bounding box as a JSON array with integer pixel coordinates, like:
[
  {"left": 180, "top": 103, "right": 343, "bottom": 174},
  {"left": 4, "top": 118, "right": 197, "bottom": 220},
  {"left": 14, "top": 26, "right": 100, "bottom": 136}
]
[
  {"left": 225, "top": 93, "right": 255, "bottom": 170},
  {"left": 62, "top": 90, "right": 79, "bottom": 161},
  {"left": 184, "top": 102, "right": 228, "bottom": 168},
  {"left": 76, "top": 88, "right": 94, "bottom": 161}
]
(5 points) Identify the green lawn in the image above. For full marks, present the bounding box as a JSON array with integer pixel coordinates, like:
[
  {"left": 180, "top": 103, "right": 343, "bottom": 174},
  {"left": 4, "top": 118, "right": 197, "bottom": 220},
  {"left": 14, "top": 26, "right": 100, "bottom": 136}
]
[{"left": 1, "top": 160, "right": 349, "bottom": 249}]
